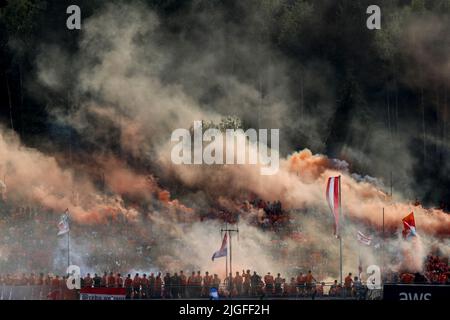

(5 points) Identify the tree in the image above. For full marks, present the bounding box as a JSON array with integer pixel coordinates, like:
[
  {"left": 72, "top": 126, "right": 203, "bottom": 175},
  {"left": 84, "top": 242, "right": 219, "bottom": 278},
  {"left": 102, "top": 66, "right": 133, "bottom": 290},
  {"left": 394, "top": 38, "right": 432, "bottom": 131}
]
[
  {"left": 0, "top": 0, "right": 47, "bottom": 133},
  {"left": 1, "top": 0, "right": 46, "bottom": 39},
  {"left": 277, "top": 0, "right": 314, "bottom": 54}
]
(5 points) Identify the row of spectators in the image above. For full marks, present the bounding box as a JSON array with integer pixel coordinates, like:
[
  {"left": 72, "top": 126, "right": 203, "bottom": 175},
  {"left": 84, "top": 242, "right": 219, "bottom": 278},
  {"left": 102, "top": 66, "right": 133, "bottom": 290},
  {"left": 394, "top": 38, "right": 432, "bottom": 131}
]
[
  {"left": 0, "top": 270, "right": 369, "bottom": 299},
  {"left": 1, "top": 266, "right": 448, "bottom": 300}
]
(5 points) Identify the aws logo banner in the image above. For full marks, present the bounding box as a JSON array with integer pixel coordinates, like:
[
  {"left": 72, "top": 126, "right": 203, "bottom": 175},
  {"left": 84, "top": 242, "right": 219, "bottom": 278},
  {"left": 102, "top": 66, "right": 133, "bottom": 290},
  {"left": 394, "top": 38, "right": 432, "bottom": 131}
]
[
  {"left": 384, "top": 284, "right": 449, "bottom": 301},
  {"left": 399, "top": 292, "right": 431, "bottom": 300}
]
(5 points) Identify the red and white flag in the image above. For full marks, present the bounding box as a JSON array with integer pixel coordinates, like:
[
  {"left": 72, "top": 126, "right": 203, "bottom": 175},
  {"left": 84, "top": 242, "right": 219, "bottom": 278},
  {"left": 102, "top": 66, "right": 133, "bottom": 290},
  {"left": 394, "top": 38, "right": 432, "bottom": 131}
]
[
  {"left": 402, "top": 212, "right": 417, "bottom": 239},
  {"left": 357, "top": 231, "right": 372, "bottom": 246},
  {"left": 212, "top": 233, "right": 228, "bottom": 261},
  {"left": 326, "top": 176, "right": 341, "bottom": 236},
  {"left": 57, "top": 209, "right": 70, "bottom": 236}
]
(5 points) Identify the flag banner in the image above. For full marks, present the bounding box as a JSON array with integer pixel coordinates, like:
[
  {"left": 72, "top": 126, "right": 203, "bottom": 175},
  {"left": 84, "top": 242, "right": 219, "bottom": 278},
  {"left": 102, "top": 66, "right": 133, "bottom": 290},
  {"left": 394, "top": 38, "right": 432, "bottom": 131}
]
[
  {"left": 57, "top": 209, "right": 70, "bottom": 236},
  {"left": 326, "top": 176, "right": 341, "bottom": 236},
  {"left": 212, "top": 233, "right": 228, "bottom": 261},
  {"left": 402, "top": 212, "right": 417, "bottom": 239},
  {"left": 357, "top": 231, "right": 372, "bottom": 246},
  {"left": 80, "top": 287, "right": 126, "bottom": 300}
]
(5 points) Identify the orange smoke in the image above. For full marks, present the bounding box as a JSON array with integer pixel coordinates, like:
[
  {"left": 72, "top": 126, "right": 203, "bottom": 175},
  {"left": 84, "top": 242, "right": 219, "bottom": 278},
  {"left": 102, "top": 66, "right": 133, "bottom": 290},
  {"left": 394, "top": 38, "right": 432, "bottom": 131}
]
[
  {"left": 288, "top": 150, "right": 450, "bottom": 237},
  {"left": 158, "top": 190, "right": 170, "bottom": 202},
  {"left": 288, "top": 149, "right": 333, "bottom": 182},
  {"left": 2, "top": 121, "right": 449, "bottom": 247},
  {"left": 100, "top": 156, "right": 158, "bottom": 202},
  {"left": 0, "top": 128, "right": 195, "bottom": 225},
  {"left": 165, "top": 144, "right": 450, "bottom": 238}
]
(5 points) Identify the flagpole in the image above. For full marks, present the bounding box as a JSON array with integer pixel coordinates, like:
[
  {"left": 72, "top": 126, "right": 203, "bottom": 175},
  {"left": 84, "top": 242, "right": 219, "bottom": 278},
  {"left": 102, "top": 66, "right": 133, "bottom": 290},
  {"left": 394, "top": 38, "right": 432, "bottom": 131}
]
[
  {"left": 338, "top": 176, "right": 343, "bottom": 286},
  {"left": 229, "top": 230, "right": 233, "bottom": 296},
  {"left": 358, "top": 245, "right": 361, "bottom": 279},
  {"left": 226, "top": 233, "right": 228, "bottom": 284},
  {"left": 225, "top": 223, "right": 228, "bottom": 283},
  {"left": 382, "top": 207, "right": 385, "bottom": 282},
  {"left": 339, "top": 236, "right": 342, "bottom": 285},
  {"left": 67, "top": 228, "right": 70, "bottom": 268},
  {"left": 67, "top": 209, "right": 70, "bottom": 269},
  {"left": 221, "top": 224, "right": 239, "bottom": 297}
]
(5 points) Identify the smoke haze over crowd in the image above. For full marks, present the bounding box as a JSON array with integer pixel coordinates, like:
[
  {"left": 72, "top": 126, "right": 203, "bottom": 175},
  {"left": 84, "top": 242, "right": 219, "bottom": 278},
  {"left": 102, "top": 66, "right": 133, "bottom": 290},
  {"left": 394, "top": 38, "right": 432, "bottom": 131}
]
[{"left": 0, "top": 1, "right": 449, "bottom": 279}]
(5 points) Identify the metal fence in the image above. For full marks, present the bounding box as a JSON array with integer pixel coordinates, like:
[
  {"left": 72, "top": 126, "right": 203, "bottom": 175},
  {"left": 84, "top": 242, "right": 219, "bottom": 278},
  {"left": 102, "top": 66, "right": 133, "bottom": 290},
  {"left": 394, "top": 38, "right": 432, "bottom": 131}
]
[
  {"left": 0, "top": 285, "right": 53, "bottom": 300},
  {"left": 1, "top": 283, "right": 449, "bottom": 300},
  {"left": 0, "top": 285, "right": 81, "bottom": 300}
]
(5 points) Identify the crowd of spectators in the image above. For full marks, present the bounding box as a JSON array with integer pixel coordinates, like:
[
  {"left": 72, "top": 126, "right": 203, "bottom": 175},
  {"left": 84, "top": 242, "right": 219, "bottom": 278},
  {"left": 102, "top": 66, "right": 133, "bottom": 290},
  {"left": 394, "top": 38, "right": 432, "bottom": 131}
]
[
  {"left": 1, "top": 262, "right": 448, "bottom": 300},
  {"left": 383, "top": 255, "right": 449, "bottom": 285},
  {"left": 425, "top": 255, "right": 448, "bottom": 283},
  {"left": 0, "top": 269, "right": 370, "bottom": 299},
  {"left": 249, "top": 199, "right": 287, "bottom": 230}
]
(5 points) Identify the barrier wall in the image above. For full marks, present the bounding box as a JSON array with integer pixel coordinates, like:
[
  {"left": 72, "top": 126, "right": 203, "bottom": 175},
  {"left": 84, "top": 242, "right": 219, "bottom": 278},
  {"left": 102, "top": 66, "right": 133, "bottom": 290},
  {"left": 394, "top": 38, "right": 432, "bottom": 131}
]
[
  {"left": 383, "top": 284, "right": 450, "bottom": 301},
  {"left": 0, "top": 285, "right": 78, "bottom": 300}
]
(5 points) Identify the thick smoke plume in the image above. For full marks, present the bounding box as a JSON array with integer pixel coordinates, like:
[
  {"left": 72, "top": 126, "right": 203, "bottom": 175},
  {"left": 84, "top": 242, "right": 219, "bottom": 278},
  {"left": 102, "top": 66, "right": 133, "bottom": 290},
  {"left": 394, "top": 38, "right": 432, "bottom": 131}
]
[{"left": 0, "top": 2, "right": 449, "bottom": 279}]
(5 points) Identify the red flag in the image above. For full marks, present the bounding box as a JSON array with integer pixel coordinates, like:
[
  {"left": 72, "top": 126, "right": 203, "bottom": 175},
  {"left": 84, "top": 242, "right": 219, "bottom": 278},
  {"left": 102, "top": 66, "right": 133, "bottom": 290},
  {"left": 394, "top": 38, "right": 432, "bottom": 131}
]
[
  {"left": 402, "top": 212, "right": 417, "bottom": 239},
  {"left": 326, "top": 176, "right": 341, "bottom": 236}
]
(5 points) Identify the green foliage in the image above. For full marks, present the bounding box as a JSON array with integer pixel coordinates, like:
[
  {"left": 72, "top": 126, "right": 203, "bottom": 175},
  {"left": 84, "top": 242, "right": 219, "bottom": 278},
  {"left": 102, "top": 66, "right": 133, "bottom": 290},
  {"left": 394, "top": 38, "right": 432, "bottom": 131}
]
[
  {"left": 431, "top": 0, "right": 450, "bottom": 12},
  {"left": 190, "top": 116, "right": 243, "bottom": 135},
  {"left": 411, "top": 0, "right": 426, "bottom": 12},
  {"left": 248, "top": 0, "right": 282, "bottom": 34},
  {"left": 374, "top": 6, "right": 412, "bottom": 61},
  {"left": 0, "top": 0, "right": 448, "bottom": 205},
  {"left": 218, "top": 116, "right": 243, "bottom": 131},
  {"left": 0, "top": 0, "right": 47, "bottom": 38},
  {"left": 277, "top": 0, "right": 314, "bottom": 49}
]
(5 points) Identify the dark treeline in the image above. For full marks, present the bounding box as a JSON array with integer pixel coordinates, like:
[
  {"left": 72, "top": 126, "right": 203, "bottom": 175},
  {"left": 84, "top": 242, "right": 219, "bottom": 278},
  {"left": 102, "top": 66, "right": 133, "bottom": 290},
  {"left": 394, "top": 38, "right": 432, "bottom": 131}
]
[{"left": 0, "top": 0, "right": 449, "bottom": 210}]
